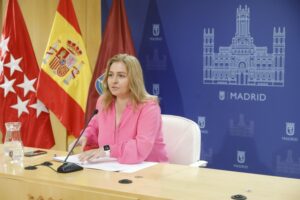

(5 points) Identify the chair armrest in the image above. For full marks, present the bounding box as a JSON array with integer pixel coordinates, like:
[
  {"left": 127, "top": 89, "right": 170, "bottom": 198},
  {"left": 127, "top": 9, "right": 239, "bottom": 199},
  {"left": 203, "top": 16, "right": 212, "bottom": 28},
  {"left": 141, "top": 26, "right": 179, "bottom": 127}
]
[{"left": 189, "top": 160, "right": 208, "bottom": 167}]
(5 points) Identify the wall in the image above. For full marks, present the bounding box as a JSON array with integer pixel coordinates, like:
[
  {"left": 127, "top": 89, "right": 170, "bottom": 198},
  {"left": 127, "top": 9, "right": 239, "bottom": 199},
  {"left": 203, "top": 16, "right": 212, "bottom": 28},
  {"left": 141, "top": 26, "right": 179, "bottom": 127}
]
[
  {"left": 0, "top": 1, "right": 2, "bottom": 29},
  {"left": 0, "top": 0, "right": 101, "bottom": 150}
]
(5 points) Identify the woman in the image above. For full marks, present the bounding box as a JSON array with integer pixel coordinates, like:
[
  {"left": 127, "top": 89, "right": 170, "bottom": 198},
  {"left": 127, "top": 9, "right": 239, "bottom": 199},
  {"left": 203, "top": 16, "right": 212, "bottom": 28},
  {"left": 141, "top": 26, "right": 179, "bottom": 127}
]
[{"left": 71, "top": 54, "right": 168, "bottom": 164}]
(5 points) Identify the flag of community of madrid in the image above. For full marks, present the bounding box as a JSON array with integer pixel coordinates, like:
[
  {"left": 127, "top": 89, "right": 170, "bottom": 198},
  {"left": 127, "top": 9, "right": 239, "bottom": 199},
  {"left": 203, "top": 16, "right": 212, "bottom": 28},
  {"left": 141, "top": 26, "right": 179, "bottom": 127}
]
[
  {"left": 0, "top": 0, "right": 54, "bottom": 148},
  {"left": 37, "top": 0, "right": 92, "bottom": 137}
]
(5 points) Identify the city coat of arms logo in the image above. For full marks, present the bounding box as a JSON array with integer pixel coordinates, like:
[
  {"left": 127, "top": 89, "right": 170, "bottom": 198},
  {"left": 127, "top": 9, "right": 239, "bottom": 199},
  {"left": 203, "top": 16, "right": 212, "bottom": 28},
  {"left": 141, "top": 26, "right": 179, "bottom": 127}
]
[
  {"left": 152, "top": 24, "right": 160, "bottom": 37},
  {"left": 219, "top": 91, "right": 225, "bottom": 100},
  {"left": 198, "top": 116, "right": 206, "bottom": 129},
  {"left": 152, "top": 83, "right": 160, "bottom": 96},
  {"left": 237, "top": 150, "right": 246, "bottom": 164},
  {"left": 286, "top": 122, "right": 295, "bottom": 136}
]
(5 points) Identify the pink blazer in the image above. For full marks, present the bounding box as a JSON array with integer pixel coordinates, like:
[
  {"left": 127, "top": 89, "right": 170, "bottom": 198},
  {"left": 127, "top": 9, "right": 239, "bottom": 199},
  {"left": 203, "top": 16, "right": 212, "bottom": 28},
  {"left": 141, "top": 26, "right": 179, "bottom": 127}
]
[{"left": 83, "top": 98, "right": 168, "bottom": 164}]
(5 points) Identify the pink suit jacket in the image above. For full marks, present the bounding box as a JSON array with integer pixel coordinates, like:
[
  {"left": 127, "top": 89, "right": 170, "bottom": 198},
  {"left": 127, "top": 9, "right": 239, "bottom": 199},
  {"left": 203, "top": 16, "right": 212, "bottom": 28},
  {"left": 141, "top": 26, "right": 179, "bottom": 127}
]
[{"left": 83, "top": 98, "right": 168, "bottom": 164}]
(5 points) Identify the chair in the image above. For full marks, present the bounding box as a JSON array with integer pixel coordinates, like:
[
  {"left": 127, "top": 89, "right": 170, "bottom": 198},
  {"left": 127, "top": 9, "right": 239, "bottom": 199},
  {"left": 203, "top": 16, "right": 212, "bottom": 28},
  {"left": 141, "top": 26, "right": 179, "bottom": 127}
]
[{"left": 162, "top": 115, "right": 207, "bottom": 167}]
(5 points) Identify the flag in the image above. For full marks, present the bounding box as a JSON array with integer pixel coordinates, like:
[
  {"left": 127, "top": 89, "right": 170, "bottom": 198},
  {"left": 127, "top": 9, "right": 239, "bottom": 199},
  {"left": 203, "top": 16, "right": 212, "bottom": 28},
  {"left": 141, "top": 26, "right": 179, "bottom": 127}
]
[
  {"left": 37, "top": 0, "right": 92, "bottom": 137},
  {"left": 85, "top": 0, "right": 136, "bottom": 119},
  {"left": 0, "top": 0, "right": 54, "bottom": 148}
]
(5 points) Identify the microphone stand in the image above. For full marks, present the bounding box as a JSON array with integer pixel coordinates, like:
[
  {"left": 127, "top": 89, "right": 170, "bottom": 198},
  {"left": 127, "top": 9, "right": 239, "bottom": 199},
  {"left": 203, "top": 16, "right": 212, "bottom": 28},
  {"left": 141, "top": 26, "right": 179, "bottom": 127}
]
[{"left": 57, "top": 110, "right": 98, "bottom": 173}]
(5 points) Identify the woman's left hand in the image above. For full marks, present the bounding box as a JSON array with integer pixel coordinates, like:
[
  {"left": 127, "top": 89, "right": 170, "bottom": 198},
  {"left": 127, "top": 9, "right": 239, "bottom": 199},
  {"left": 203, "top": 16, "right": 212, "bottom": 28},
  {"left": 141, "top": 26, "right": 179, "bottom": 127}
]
[{"left": 78, "top": 148, "right": 105, "bottom": 162}]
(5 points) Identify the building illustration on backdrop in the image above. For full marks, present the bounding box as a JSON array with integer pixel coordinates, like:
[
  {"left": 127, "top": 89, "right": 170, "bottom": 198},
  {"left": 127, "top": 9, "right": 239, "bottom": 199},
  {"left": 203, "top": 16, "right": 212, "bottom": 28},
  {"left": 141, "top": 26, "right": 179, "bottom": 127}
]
[
  {"left": 203, "top": 5, "right": 286, "bottom": 87},
  {"left": 229, "top": 114, "right": 254, "bottom": 137},
  {"left": 276, "top": 150, "right": 300, "bottom": 175}
]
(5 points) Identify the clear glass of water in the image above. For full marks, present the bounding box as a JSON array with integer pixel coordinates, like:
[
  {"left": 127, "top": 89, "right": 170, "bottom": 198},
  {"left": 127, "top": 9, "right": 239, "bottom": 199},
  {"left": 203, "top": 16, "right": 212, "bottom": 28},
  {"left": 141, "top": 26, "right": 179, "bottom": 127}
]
[{"left": 4, "top": 122, "right": 24, "bottom": 163}]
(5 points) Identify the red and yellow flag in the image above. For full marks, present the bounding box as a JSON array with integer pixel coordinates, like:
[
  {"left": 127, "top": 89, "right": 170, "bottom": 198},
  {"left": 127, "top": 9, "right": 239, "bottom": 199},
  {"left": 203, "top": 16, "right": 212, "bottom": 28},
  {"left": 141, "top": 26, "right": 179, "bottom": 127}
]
[{"left": 37, "top": 0, "right": 91, "bottom": 137}]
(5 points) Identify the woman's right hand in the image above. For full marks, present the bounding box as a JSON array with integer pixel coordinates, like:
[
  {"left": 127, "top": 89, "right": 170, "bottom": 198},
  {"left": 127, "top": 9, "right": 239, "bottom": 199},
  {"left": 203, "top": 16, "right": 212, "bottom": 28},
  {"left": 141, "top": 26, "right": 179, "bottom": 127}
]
[{"left": 68, "top": 136, "right": 87, "bottom": 152}]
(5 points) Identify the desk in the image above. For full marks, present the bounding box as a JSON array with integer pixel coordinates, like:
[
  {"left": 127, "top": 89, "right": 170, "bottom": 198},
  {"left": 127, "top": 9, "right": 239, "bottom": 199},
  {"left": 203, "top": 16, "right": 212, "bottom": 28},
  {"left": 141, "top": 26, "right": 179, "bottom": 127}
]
[{"left": 0, "top": 146, "right": 300, "bottom": 200}]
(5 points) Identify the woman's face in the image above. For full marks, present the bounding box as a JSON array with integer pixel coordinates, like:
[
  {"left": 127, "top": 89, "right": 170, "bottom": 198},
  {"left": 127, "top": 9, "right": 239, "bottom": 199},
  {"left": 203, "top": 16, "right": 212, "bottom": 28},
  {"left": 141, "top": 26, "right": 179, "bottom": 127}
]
[{"left": 107, "top": 61, "right": 130, "bottom": 99}]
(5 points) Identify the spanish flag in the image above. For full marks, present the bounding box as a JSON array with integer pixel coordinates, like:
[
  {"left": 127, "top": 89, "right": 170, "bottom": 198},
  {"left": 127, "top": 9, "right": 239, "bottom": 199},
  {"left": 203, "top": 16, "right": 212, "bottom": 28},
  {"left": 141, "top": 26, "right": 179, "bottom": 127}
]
[{"left": 37, "top": 0, "right": 91, "bottom": 137}]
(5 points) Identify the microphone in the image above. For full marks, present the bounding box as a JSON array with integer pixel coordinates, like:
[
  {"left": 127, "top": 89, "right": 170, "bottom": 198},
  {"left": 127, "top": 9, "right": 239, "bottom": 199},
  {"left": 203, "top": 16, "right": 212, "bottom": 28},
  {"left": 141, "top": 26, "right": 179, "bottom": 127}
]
[{"left": 57, "top": 109, "right": 99, "bottom": 173}]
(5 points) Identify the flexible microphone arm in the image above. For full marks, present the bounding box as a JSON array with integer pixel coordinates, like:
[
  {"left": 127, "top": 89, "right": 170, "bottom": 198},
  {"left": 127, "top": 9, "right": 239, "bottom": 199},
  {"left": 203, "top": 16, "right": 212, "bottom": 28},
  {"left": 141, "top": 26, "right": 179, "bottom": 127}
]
[{"left": 57, "top": 109, "right": 98, "bottom": 173}]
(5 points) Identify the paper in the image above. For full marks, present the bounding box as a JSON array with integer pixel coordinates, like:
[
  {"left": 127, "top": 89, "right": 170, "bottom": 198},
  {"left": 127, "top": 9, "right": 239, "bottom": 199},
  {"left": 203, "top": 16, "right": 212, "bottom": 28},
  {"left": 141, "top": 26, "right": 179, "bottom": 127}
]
[{"left": 53, "top": 154, "right": 157, "bottom": 173}]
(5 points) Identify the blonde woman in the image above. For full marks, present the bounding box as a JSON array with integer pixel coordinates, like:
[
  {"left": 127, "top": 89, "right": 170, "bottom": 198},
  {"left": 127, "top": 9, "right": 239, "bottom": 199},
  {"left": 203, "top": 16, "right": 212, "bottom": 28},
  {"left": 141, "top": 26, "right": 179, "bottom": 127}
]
[{"left": 71, "top": 54, "right": 168, "bottom": 164}]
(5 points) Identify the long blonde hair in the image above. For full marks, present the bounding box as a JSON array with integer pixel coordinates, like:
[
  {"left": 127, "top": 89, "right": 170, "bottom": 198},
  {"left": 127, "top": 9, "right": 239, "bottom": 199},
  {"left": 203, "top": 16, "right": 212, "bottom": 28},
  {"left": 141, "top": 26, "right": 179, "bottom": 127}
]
[{"left": 101, "top": 54, "right": 157, "bottom": 109}]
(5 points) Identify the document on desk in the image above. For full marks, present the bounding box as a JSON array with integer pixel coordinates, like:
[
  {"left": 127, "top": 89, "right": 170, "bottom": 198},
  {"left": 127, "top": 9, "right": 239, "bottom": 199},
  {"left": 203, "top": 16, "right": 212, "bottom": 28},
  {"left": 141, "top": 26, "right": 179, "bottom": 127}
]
[{"left": 53, "top": 155, "right": 157, "bottom": 173}]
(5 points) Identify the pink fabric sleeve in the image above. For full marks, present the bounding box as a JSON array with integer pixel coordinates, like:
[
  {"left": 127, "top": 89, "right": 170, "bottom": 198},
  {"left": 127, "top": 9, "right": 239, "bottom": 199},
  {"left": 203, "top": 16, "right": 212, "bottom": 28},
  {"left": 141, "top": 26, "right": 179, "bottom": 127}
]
[
  {"left": 111, "top": 102, "right": 161, "bottom": 164},
  {"left": 82, "top": 115, "right": 99, "bottom": 147},
  {"left": 82, "top": 97, "right": 102, "bottom": 148}
]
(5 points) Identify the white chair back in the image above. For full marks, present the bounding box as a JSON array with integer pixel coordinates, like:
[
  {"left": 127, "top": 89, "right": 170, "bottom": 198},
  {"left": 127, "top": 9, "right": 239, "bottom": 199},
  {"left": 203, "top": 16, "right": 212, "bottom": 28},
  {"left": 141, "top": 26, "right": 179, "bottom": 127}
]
[{"left": 162, "top": 115, "right": 201, "bottom": 165}]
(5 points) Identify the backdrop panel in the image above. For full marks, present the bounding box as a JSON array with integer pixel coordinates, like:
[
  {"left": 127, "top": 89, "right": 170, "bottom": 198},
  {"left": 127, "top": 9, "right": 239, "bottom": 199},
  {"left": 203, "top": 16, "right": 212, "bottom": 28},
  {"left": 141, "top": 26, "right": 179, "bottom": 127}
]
[{"left": 102, "top": 0, "right": 300, "bottom": 178}]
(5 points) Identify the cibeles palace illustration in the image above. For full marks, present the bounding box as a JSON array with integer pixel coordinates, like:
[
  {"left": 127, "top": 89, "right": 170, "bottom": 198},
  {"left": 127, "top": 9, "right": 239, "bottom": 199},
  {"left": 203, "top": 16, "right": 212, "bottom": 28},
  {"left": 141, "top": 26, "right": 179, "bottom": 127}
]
[{"left": 203, "top": 5, "right": 286, "bottom": 87}]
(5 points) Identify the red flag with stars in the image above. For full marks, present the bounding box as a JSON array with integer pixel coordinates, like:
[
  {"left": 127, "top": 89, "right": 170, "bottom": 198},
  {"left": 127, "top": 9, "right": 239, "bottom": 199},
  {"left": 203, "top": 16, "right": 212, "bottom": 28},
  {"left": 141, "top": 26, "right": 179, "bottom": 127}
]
[{"left": 0, "top": 0, "right": 54, "bottom": 148}]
